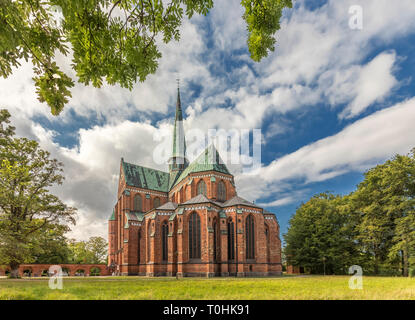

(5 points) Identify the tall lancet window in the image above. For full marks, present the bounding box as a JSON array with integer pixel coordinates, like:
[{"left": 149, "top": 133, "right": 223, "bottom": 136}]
[
  {"left": 134, "top": 194, "right": 142, "bottom": 212},
  {"left": 189, "top": 212, "right": 201, "bottom": 259},
  {"left": 217, "top": 181, "right": 226, "bottom": 202},
  {"left": 197, "top": 180, "right": 207, "bottom": 196},
  {"left": 162, "top": 222, "right": 168, "bottom": 262},
  {"left": 213, "top": 220, "right": 218, "bottom": 262},
  {"left": 227, "top": 220, "right": 235, "bottom": 260},
  {"left": 246, "top": 215, "right": 255, "bottom": 260},
  {"left": 153, "top": 197, "right": 160, "bottom": 209},
  {"left": 147, "top": 223, "right": 152, "bottom": 262},
  {"left": 137, "top": 230, "right": 141, "bottom": 264}
]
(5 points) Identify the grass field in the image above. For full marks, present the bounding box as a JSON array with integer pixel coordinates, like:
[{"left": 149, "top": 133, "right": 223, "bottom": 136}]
[{"left": 0, "top": 275, "right": 414, "bottom": 300}]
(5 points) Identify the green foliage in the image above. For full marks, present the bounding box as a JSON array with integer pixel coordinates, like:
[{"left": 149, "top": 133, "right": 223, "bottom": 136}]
[
  {"left": 67, "top": 236, "right": 108, "bottom": 264},
  {"left": 241, "top": 0, "right": 292, "bottom": 61},
  {"left": 284, "top": 193, "right": 359, "bottom": 274},
  {"left": 352, "top": 151, "right": 415, "bottom": 276},
  {"left": 32, "top": 224, "right": 72, "bottom": 264},
  {"left": 409, "top": 268, "right": 415, "bottom": 278},
  {"left": 284, "top": 149, "right": 415, "bottom": 276},
  {"left": 0, "top": 0, "right": 291, "bottom": 115},
  {"left": 86, "top": 236, "right": 108, "bottom": 264},
  {"left": 0, "top": 108, "right": 76, "bottom": 276}
]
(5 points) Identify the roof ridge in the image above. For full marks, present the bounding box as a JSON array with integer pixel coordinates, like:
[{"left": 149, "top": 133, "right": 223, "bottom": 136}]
[
  {"left": 171, "top": 145, "right": 232, "bottom": 189},
  {"left": 156, "top": 201, "right": 178, "bottom": 210},
  {"left": 122, "top": 160, "right": 168, "bottom": 175},
  {"left": 122, "top": 160, "right": 170, "bottom": 192},
  {"left": 223, "top": 195, "right": 261, "bottom": 208},
  {"left": 183, "top": 193, "right": 211, "bottom": 204}
]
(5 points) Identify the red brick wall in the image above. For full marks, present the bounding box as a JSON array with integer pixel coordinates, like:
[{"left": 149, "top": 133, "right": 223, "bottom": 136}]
[
  {"left": 111, "top": 172, "right": 282, "bottom": 277},
  {"left": 0, "top": 264, "right": 110, "bottom": 277}
]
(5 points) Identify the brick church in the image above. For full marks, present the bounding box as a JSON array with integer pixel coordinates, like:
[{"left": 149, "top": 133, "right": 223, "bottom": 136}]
[{"left": 108, "top": 89, "right": 282, "bottom": 277}]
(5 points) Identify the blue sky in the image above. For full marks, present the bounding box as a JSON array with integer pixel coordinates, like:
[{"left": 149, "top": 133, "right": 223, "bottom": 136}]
[{"left": 1, "top": 0, "right": 415, "bottom": 240}]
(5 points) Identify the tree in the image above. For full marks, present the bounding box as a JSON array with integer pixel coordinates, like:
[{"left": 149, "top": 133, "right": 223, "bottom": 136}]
[
  {"left": 284, "top": 193, "right": 358, "bottom": 274},
  {"left": 67, "top": 239, "right": 91, "bottom": 264},
  {"left": 67, "top": 236, "right": 108, "bottom": 264},
  {"left": 284, "top": 149, "right": 415, "bottom": 277},
  {"left": 351, "top": 151, "right": 415, "bottom": 276},
  {"left": 86, "top": 236, "right": 108, "bottom": 264},
  {"left": 32, "top": 224, "right": 72, "bottom": 264},
  {"left": 0, "top": 0, "right": 292, "bottom": 115},
  {"left": 383, "top": 151, "right": 415, "bottom": 276},
  {"left": 0, "top": 109, "right": 76, "bottom": 277}
]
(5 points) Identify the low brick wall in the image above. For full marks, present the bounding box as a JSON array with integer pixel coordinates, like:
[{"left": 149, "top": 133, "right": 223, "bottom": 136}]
[{"left": 0, "top": 264, "right": 110, "bottom": 277}]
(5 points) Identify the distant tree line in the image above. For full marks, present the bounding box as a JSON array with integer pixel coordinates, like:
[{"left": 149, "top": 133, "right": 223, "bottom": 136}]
[
  {"left": 284, "top": 150, "right": 415, "bottom": 277},
  {"left": 34, "top": 232, "right": 108, "bottom": 265}
]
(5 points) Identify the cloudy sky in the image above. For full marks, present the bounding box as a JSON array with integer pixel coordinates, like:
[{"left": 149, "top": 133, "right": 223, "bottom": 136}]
[{"left": 2, "top": 0, "right": 415, "bottom": 241}]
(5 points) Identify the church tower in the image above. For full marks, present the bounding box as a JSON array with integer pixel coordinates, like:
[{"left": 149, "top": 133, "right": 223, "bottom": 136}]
[{"left": 168, "top": 87, "right": 188, "bottom": 184}]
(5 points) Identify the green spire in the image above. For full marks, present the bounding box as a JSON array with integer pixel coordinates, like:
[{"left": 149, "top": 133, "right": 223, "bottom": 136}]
[
  {"left": 172, "top": 87, "right": 186, "bottom": 157},
  {"left": 169, "top": 86, "right": 188, "bottom": 176},
  {"left": 109, "top": 209, "right": 115, "bottom": 221}
]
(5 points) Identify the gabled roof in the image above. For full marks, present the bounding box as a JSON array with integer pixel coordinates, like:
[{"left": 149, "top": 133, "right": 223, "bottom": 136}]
[
  {"left": 183, "top": 194, "right": 211, "bottom": 205},
  {"left": 223, "top": 196, "right": 261, "bottom": 208},
  {"left": 125, "top": 211, "right": 145, "bottom": 222},
  {"left": 122, "top": 160, "right": 169, "bottom": 192},
  {"left": 172, "top": 145, "right": 231, "bottom": 188},
  {"left": 182, "top": 194, "right": 223, "bottom": 207},
  {"left": 168, "top": 170, "right": 182, "bottom": 190},
  {"left": 156, "top": 201, "right": 178, "bottom": 211}
]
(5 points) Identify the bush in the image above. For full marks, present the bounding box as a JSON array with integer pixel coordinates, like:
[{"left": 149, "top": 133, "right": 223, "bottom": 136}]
[
  {"left": 377, "top": 267, "right": 401, "bottom": 277},
  {"left": 409, "top": 268, "right": 415, "bottom": 278}
]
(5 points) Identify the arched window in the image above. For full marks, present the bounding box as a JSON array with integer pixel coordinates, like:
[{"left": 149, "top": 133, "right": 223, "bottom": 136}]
[
  {"left": 246, "top": 215, "right": 255, "bottom": 260},
  {"left": 265, "top": 226, "right": 270, "bottom": 263},
  {"left": 162, "top": 222, "right": 168, "bottom": 262},
  {"left": 227, "top": 220, "right": 235, "bottom": 260},
  {"left": 213, "top": 220, "right": 218, "bottom": 262},
  {"left": 186, "top": 185, "right": 191, "bottom": 201},
  {"left": 153, "top": 197, "right": 160, "bottom": 209},
  {"left": 134, "top": 194, "right": 142, "bottom": 212},
  {"left": 147, "top": 223, "right": 152, "bottom": 262},
  {"left": 189, "top": 213, "right": 201, "bottom": 259},
  {"left": 197, "top": 180, "right": 207, "bottom": 196},
  {"left": 217, "top": 181, "right": 226, "bottom": 202},
  {"left": 137, "top": 230, "right": 141, "bottom": 264}
]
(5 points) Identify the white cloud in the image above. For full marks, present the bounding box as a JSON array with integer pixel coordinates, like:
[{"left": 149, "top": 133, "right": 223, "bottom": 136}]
[
  {"left": 340, "top": 52, "right": 398, "bottom": 118},
  {"left": 0, "top": 19, "right": 212, "bottom": 123},
  {"left": 258, "top": 196, "right": 297, "bottom": 208},
  {"left": 256, "top": 97, "right": 415, "bottom": 191},
  {"left": 13, "top": 115, "right": 173, "bottom": 241}
]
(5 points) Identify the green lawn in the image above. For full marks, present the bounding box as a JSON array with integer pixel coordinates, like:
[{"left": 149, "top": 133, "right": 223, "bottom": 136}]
[{"left": 0, "top": 275, "right": 414, "bottom": 300}]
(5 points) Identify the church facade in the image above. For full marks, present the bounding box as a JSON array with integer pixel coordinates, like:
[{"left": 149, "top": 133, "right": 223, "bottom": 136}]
[{"left": 108, "top": 89, "right": 282, "bottom": 277}]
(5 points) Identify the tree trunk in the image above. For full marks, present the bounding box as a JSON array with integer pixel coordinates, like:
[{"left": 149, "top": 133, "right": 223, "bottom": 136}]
[
  {"left": 9, "top": 262, "right": 20, "bottom": 278},
  {"left": 403, "top": 247, "right": 409, "bottom": 277},
  {"left": 374, "top": 251, "right": 379, "bottom": 275}
]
